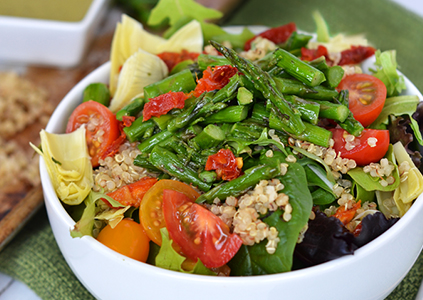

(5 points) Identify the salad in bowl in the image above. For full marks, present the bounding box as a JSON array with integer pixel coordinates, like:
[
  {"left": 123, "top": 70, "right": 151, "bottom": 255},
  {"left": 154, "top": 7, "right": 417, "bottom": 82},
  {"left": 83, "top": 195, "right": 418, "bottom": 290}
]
[{"left": 35, "top": 1, "right": 423, "bottom": 299}]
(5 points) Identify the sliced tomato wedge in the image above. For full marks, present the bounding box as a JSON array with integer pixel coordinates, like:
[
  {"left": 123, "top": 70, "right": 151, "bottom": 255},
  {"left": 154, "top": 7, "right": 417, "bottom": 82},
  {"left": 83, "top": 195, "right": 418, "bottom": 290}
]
[
  {"left": 337, "top": 74, "right": 387, "bottom": 127},
  {"left": 139, "top": 180, "right": 200, "bottom": 246},
  {"left": 66, "top": 100, "right": 120, "bottom": 167},
  {"left": 105, "top": 177, "right": 158, "bottom": 208},
  {"left": 162, "top": 189, "right": 243, "bottom": 269},
  {"left": 331, "top": 128, "right": 390, "bottom": 166},
  {"left": 244, "top": 22, "right": 296, "bottom": 51},
  {"left": 193, "top": 65, "right": 238, "bottom": 97}
]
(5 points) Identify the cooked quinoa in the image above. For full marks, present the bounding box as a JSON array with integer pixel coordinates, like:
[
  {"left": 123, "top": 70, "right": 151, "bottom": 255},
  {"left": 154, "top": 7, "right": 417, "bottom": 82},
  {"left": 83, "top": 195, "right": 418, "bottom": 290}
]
[{"left": 93, "top": 141, "right": 150, "bottom": 193}]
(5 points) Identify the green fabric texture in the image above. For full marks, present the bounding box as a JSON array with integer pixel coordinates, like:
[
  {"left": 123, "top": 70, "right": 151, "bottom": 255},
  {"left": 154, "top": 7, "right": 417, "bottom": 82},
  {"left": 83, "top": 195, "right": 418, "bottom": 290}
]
[{"left": 1, "top": 1, "right": 423, "bottom": 299}]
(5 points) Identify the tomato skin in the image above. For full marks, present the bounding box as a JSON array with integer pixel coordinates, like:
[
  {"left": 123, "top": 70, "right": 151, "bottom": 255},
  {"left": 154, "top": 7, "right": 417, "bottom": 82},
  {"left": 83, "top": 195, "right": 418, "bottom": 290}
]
[
  {"left": 157, "top": 50, "right": 200, "bottom": 71},
  {"left": 97, "top": 219, "right": 150, "bottom": 262},
  {"left": 193, "top": 65, "right": 238, "bottom": 97},
  {"left": 162, "top": 189, "right": 243, "bottom": 269},
  {"left": 66, "top": 100, "right": 120, "bottom": 167},
  {"left": 205, "top": 149, "right": 241, "bottom": 181},
  {"left": 105, "top": 176, "right": 158, "bottom": 208},
  {"left": 338, "top": 46, "right": 376, "bottom": 65},
  {"left": 334, "top": 200, "right": 361, "bottom": 225},
  {"left": 331, "top": 128, "right": 390, "bottom": 166},
  {"left": 140, "top": 180, "right": 200, "bottom": 246},
  {"left": 337, "top": 74, "right": 387, "bottom": 127},
  {"left": 301, "top": 45, "right": 330, "bottom": 62},
  {"left": 244, "top": 22, "right": 296, "bottom": 51},
  {"left": 143, "top": 92, "right": 188, "bottom": 121}
]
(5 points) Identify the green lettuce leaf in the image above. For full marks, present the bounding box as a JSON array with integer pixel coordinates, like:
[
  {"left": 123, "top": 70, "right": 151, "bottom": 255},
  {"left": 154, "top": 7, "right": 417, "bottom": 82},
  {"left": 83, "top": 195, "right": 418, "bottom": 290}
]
[
  {"left": 70, "top": 190, "right": 127, "bottom": 238},
  {"left": 148, "top": 0, "right": 222, "bottom": 27},
  {"left": 227, "top": 162, "right": 313, "bottom": 275},
  {"left": 370, "top": 50, "right": 406, "bottom": 97},
  {"left": 155, "top": 228, "right": 216, "bottom": 275}
]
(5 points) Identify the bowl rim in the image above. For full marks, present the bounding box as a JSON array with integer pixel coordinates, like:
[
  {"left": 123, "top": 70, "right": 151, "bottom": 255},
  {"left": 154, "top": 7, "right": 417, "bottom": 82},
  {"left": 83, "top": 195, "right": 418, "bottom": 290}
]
[
  {"left": 41, "top": 46, "right": 423, "bottom": 283},
  {"left": 0, "top": 0, "right": 108, "bottom": 27}
]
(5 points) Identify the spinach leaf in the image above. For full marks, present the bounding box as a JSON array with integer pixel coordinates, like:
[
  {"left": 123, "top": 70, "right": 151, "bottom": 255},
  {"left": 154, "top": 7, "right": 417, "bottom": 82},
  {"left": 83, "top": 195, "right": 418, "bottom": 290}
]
[{"left": 228, "top": 162, "right": 313, "bottom": 275}]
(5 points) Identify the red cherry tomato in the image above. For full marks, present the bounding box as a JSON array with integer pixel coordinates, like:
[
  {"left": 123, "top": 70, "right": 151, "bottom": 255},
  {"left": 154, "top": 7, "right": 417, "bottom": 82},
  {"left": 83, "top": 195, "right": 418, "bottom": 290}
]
[
  {"left": 162, "top": 189, "right": 243, "bottom": 269},
  {"left": 193, "top": 65, "right": 238, "bottom": 97},
  {"left": 97, "top": 219, "right": 150, "bottom": 262},
  {"left": 337, "top": 74, "right": 387, "bottom": 127},
  {"left": 105, "top": 177, "right": 158, "bottom": 208},
  {"left": 331, "top": 128, "right": 390, "bottom": 166},
  {"left": 205, "top": 149, "right": 241, "bottom": 181},
  {"left": 66, "top": 100, "right": 120, "bottom": 167},
  {"left": 244, "top": 22, "right": 296, "bottom": 51},
  {"left": 143, "top": 91, "right": 188, "bottom": 121}
]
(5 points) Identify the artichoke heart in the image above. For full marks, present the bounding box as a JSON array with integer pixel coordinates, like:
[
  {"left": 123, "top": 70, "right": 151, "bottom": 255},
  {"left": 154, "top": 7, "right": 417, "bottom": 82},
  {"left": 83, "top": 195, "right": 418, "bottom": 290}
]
[
  {"left": 32, "top": 127, "right": 93, "bottom": 205},
  {"left": 392, "top": 141, "right": 423, "bottom": 216},
  {"left": 109, "top": 48, "right": 168, "bottom": 113},
  {"left": 109, "top": 14, "right": 203, "bottom": 97}
]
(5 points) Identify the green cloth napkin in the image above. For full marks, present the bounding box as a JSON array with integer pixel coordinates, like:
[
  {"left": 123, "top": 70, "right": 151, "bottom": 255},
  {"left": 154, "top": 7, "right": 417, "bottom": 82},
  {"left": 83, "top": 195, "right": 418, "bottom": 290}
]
[{"left": 1, "top": 0, "right": 423, "bottom": 299}]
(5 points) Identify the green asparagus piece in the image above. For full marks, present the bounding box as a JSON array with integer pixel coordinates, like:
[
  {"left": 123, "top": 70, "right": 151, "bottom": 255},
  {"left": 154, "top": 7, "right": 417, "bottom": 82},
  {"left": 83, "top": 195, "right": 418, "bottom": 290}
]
[
  {"left": 313, "top": 100, "right": 350, "bottom": 122},
  {"left": 82, "top": 83, "right": 110, "bottom": 106},
  {"left": 170, "top": 59, "right": 194, "bottom": 75},
  {"left": 116, "top": 97, "right": 144, "bottom": 121},
  {"left": 197, "top": 54, "right": 230, "bottom": 70},
  {"left": 202, "top": 105, "right": 249, "bottom": 124},
  {"left": 283, "top": 96, "right": 320, "bottom": 125},
  {"left": 323, "top": 66, "right": 344, "bottom": 89},
  {"left": 143, "top": 69, "right": 196, "bottom": 100},
  {"left": 269, "top": 111, "right": 332, "bottom": 147},
  {"left": 336, "top": 90, "right": 364, "bottom": 136},
  {"left": 210, "top": 40, "right": 305, "bottom": 136},
  {"left": 284, "top": 31, "right": 313, "bottom": 52},
  {"left": 273, "top": 77, "right": 338, "bottom": 100},
  {"left": 133, "top": 154, "right": 161, "bottom": 172},
  {"left": 237, "top": 87, "right": 253, "bottom": 105},
  {"left": 138, "top": 130, "right": 173, "bottom": 153},
  {"left": 123, "top": 119, "right": 156, "bottom": 143},
  {"left": 196, "top": 162, "right": 281, "bottom": 203},
  {"left": 251, "top": 102, "right": 270, "bottom": 121},
  {"left": 307, "top": 56, "right": 329, "bottom": 71},
  {"left": 274, "top": 48, "right": 326, "bottom": 87},
  {"left": 229, "top": 122, "right": 265, "bottom": 140},
  {"left": 190, "top": 124, "right": 225, "bottom": 150},
  {"left": 152, "top": 114, "right": 174, "bottom": 130},
  {"left": 199, "top": 170, "right": 218, "bottom": 184},
  {"left": 149, "top": 146, "right": 211, "bottom": 192}
]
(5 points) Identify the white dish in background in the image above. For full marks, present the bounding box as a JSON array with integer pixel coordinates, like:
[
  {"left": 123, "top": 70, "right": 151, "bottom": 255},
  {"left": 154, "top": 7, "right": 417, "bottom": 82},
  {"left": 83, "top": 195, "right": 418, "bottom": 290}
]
[
  {"left": 0, "top": 0, "right": 110, "bottom": 68},
  {"left": 41, "top": 56, "right": 423, "bottom": 300}
]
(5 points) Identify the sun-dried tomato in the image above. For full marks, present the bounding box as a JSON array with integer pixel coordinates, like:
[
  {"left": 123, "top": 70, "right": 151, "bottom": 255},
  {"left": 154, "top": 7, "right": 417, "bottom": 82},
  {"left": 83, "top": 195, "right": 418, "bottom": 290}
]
[
  {"left": 244, "top": 22, "right": 296, "bottom": 51},
  {"left": 157, "top": 50, "right": 200, "bottom": 71},
  {"left": 205, "top": 149, "right": 241, "bottom": 181},
  {"left": 193, "top": 65, "right": 238, "bottom": 97},
  {"left": 300, "top": 45, "right": 331, "bottom": 62},
  {"left": 143, "top": 91, "right": 188, "bottom": 121},
  {"left": 338, "top": 46, "right": 376, "bottom": 65},
  {"left": 100, "top": 116, "right": 134, "bottom": 160},
  {"left": 333, "top": 200, "right": 361, "bottom": 225}
]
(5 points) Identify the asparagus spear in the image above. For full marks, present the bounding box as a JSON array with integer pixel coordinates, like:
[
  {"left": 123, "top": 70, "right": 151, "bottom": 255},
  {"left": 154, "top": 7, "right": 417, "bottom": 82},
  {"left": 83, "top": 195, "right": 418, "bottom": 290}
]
[
  {"left": 273, "top": 77, "right": 339, "bottom": 100},
  {"left": 210, "top": 40, "right": 305, "bottom": 136},
  {"left": 143, "top": 69, "right": 196, "bottom": 100},
  {"left": 336, "top": 90, "right": 364, "bottom": 136},
  {"left": 123, "top": 119, "right": 156, "bottom": 143},
  {"left": 116, "top": 97, "right": 144, "bottom": 121}
]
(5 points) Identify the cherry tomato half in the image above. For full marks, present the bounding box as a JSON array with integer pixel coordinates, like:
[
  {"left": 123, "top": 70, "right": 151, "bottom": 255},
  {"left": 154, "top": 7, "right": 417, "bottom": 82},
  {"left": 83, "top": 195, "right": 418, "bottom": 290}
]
[
  {"left": 162, "top": 189, "right": 243, "bottom": 269},
  {"left": 140, "top": 180, "right": 200, "bottom": 246},
  {"left": 331, "top": 128, "right": 390, "bottom": 166},
  {"left": 66, "top": 100, "right": 120, "bottom": 167},
  {"left": 97, "top": 219, "right": 150, "bottom": 262},
  {"left": 106, "top": 176, "right": 158, "bottom": 208},
  {"left": 337, "top": 74, "right": 387, "bottom": 127}
]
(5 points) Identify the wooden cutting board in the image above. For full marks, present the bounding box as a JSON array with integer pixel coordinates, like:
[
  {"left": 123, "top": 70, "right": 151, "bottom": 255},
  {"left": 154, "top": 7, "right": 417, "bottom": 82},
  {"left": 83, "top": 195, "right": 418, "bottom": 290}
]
[{"left": 0, "top": 0, "right": 242, "bottom": 251}]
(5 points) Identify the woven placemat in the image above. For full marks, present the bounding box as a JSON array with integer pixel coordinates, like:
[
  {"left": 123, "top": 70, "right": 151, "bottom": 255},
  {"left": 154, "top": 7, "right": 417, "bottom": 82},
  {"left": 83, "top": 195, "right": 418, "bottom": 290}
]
[{"left": 1, "top": 0, "right": 422, "bottom": 299}]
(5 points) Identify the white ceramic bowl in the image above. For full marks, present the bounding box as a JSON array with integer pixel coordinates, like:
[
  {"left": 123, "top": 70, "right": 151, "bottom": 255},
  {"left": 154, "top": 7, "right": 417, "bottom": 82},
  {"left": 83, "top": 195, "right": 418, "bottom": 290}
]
[
  {"left": 41, "top": 61, "right": 423, "bottom": 300},
  {"left": 0, "top": 0, "right": 110, "bottom": 68}
]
